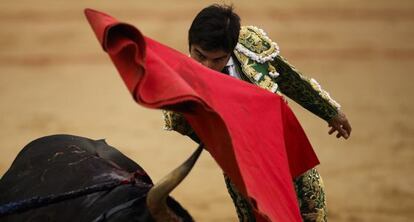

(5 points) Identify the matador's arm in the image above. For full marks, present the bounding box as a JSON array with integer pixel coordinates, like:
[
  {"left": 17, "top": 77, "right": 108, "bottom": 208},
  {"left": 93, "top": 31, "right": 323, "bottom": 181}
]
[
  {"left": 271, "top": 55, "right": 340, "bottom": 122},
  {"left": 271, "top": 56, "right": 351, "bottom": 138},
  {"left": 233, "top": 26, "right": 351, "bottom": 138},
  {"left": 163, "top": 110, "right": 201, "bottom": 143}
]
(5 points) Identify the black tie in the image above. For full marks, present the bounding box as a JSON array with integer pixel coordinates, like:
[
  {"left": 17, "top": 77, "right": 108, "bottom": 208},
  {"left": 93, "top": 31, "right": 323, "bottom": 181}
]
[{"left": 222, "top": 66, "right": 230, "bottom": 75}]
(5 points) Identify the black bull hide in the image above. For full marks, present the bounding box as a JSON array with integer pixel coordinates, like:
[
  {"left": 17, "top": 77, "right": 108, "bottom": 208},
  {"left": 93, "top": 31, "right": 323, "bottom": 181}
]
[{"left": 0, "top": 134, "right": 194, "bottom": 222}]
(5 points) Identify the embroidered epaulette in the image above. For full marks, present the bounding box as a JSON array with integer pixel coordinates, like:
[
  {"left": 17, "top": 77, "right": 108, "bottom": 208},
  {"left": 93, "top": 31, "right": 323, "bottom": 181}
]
[
  {"left": 234, "top": 26, "right": 281, "bottom": 93},
  {"left": 236, "top": 26, "right": 280, "bottom": 64}
]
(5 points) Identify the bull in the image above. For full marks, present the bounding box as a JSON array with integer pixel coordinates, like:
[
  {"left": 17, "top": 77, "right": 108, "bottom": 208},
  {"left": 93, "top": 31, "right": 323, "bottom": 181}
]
[{"left": 0, "top": 134, "right": 202, "bottom": 221}]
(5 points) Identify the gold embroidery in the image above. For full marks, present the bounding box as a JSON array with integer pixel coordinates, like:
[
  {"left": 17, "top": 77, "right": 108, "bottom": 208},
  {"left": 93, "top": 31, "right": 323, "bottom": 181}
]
[
  {"left": 258, "top": 75, "right": 273, "bottom": 90},
  {"left": 234, "top": 51, "right": 262, "bottom": 82},
  {"left": 238, "top": 26, "right": 276, "bottom": 58},
  {"left": 273, "top": 55, "right": 340, "bottom": 121},
  {"left": 294, "top": 168, "right": 327, "bottom": 222},
  {"left": 301, "top": 75, "right": 340, "bottom": 109},
  {"left": 234, "top": 26, "right": 282, "bottom": 94},
  {"left": 235, "top": 49, "right": 280, "bottom": 94},
  {"left": 162, "top": 110, "right": 194, "bottom": 136},
  {"left": 268, "top": 62, "right": 277, "bottom": 73}
]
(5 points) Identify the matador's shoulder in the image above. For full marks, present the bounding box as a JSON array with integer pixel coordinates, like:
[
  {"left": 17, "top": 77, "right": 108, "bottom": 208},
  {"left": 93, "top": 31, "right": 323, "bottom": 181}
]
[
  {"left": 233, "top": 26, "right": 281, "bottom": 93},
  {"left": 235, "top": 26, "right": 280, "bottom": 64}
]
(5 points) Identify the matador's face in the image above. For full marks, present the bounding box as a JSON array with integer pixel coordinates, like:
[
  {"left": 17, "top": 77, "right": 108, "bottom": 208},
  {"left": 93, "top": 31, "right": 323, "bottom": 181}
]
[{"left": 189, "top": 44, "right": 231, "bottom": 72}]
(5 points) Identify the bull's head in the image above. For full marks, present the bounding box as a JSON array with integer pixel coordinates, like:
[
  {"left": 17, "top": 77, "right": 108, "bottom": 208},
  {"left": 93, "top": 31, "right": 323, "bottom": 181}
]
[{"left": 0, "top": 135, "right": 204, "bottom": 222}]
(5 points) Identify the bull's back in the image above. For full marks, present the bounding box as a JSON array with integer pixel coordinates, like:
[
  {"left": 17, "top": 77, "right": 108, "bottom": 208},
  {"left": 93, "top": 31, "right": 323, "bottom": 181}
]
[{"left": 0, "top": 134, "right": 154, "bottom": 222}]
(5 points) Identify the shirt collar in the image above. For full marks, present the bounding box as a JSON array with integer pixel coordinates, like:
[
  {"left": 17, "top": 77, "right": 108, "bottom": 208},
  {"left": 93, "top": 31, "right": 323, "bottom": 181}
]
[{"left": 226, "top": 56, "right": 235, "bottom": 67}]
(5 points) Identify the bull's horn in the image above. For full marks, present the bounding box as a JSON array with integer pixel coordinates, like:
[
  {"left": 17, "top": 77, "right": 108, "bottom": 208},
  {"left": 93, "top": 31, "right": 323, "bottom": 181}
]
[{"left": 146, "top": 144, "right": 204, "bottom": 221}]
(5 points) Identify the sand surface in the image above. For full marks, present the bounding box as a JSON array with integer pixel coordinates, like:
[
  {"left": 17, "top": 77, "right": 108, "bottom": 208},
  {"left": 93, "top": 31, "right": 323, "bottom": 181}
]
[{"left": 0, "top": 0, "right": 413, "bottom": 221}]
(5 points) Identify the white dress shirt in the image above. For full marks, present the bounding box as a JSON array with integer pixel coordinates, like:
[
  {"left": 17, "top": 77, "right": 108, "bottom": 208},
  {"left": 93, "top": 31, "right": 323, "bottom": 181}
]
[{"left": 225, "top": 56, "right": 243, "bottom": 79}]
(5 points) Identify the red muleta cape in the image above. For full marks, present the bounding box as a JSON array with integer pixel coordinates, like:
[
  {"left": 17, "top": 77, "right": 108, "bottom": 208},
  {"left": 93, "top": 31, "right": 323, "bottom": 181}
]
[{"left": 85, "top": 9, "right": 319, "bottom": 222}]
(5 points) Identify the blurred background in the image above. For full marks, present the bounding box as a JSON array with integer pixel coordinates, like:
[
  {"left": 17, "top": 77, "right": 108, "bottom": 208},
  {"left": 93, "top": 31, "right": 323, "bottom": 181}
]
[{"left": 0, "top": 0, "right": 413, "bottom": 221}]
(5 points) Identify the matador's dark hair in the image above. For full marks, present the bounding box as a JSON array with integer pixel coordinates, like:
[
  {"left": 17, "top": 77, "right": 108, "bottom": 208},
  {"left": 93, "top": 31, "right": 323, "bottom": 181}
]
[{"left": 188, "top": 4, "right": 241, "bottom": 53}]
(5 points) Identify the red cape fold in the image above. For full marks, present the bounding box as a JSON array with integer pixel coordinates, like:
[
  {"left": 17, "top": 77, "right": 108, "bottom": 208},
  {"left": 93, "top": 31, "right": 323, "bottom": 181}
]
[{"left": 85, "top": 8, "right": 319, "bottom": 222}]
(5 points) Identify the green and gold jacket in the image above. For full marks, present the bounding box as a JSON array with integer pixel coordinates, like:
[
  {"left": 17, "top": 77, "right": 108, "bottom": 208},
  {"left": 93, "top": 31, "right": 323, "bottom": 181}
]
[
  {"left": 233, "top": 26, "right": 339, "bottom": 122},
  {"left": 164, "top": 26, "right": 340, "bottom": 136}
]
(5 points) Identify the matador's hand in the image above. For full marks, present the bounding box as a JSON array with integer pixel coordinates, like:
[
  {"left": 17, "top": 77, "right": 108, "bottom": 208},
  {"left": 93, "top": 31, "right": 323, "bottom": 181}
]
[{"left": 328, "top": 110, "right": 352, "bottom": 139}]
